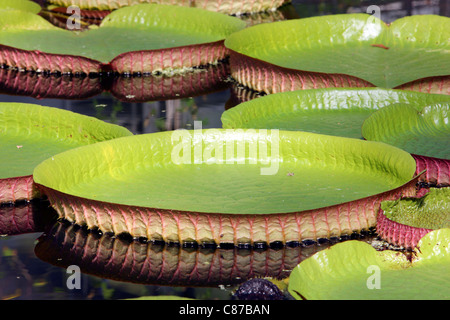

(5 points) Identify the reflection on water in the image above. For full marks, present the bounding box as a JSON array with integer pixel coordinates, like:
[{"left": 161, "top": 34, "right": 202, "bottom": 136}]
[
  {"left": 0, "top": 63, "right": 231, "bottom": 103},
  {"left": 35, "top": 221, "right": 337, "bottom": 287},
  {"left": 0, "top": 0, "right": 447, "bottom": 300},
  {"left": 0, "top": 200, "right": 56, "bottom": 236}
]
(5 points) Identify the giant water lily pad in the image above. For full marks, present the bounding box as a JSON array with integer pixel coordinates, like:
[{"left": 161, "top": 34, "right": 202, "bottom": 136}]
[
  {"left": 362, "top": 102, "right": 450, "bottom": 159},
  {"left": 0, "top": 103, "right": 132, "bottom": 203},
  {"left": 225, "top": 14, "right": 450, "bottom": 94},
  {"left": 221, "top": 88, "right": 450, "bottom": 139},
  {"left": 0, "top": 4, "right": 246, "bottom": 74},
  {"left": 34, "top": 129, "right": 418, "bottom": 244},
  {"left": 288, "top": 229, "right": 450, "bottom": 300}
]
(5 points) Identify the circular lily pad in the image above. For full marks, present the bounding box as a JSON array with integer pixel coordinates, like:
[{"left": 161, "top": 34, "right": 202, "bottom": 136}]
[
  {"left": 362, "top": 102, "right": 450, "bottom": 159},
  {"left": 225, "top": 14, "right": 450, "bottom": 93},
  {"left": 288, "top": 229, "right": 450, "bottom": 300},
  {"left": 0, "top": 103, "right": 132, "bottom": 203},
  {"left": 33, "top": 129, "right": 418, "bottom": 244},
  {"left": 221, "top": 88, "right": 450, "bottom": 139},
  {"left": 0, "top": 4, "right": 246, "bottom": 74}
]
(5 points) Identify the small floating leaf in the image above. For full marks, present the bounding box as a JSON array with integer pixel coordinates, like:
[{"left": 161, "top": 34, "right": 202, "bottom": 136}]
[
  {"left": 381, "top": 187, "right": 450, "bottom": 230},
  {"left": 376, "top": 187, "right": 450, "bottom": 248}
]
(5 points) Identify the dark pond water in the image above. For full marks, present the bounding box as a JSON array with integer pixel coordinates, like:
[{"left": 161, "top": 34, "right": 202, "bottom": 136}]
[{"left": 0, "top": 0, "right": 447, "bottom": 300}]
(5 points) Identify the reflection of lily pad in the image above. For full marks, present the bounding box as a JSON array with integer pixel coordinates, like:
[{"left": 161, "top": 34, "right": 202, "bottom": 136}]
[
  {"left": 362, "top": 102, "right": 450, "bottom": 159},
  {"left": 109, "top": 63, "right": 231, "bottom": 102},
  {"left": 0, "top": 200, "right": 56, "bottom": 235},
  {"left": 0, "top": 4, "right": 245, "bottom": 74},
  {"left": 34, "top": 129, "right": 417, "bottom": 244},
  {"left": 288, "top": 229, "right": 450, "bottom": 300},
  {"left": 377, "top": 188, "right": 450, "bottom": 248},
  {"left": 221, "top": 88, "right": 450, "bottom": 139},
  {"left": 35, "top": 220, "right": 320, "bottom": 286},
  {"left": 0, "top": 62, "right": 231, "bottom": 101},
  {"left": 0, "top": 68, "right": 103, "bottom": 100},
  {"left": 0, "top": 103, "right": 132, "bottom": 203},
  {"left": 225, "top": 14, "right": 450, "bottom": 93}
]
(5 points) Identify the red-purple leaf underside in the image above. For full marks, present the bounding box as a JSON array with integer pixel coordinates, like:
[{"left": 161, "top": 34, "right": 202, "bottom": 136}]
[{"left": 37, "top": 175, "right": 420, "bottom": 245}]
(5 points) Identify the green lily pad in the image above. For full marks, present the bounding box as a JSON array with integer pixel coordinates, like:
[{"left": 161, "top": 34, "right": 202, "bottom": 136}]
[
  {"left": 362, "top": 102, "right": 450, "bottom": 159},
  {"left": 376, "top": 187, "right": 450, "bottom": 248},
  {"left": 225, "top": 14, "right": 450, "bottom": 88},
  {"left": 381, "top": 187, "right": 450, "bottom": 230},
  {"left": 0, "top": 4, "right": 245, "bottom": 70},
  {"left": 33, "top": 130, "right": 416, "bottom": 215},
  {"left": 32, "top": 129, "right": 419, "bottom": 244},
  {"left": 288, "top": 228, "right": 450, "bottom": 300},
  {"left": 0, "top": 0, "right": 41, "bottom": 13},
  {"left": 0, "top": 103, "right": 132, "bottom": 181},
  {"left": 221, "top": 88, "right": 450, "bottom": 139}
]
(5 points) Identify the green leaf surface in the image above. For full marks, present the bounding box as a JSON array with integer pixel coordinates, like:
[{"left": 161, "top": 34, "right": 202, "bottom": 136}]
[
  {"left": 381, "top": 187, "right": 450, "bottom": 230},
  {"left": 0, "top": 0, "right": 40, "bottom": 13},
  {"left": 362, "top": 102, "right": 450, "bottom": 159},
  {"left": 0, "top": 4, "right": 246, "bottom": 63},
  {"left": 288, "top": 228, "right": 450, "bottom": 300},
  {"left": 222, "top": 88, "right": 450, "bottom": 139},
  {"left": 225, "top": 14, "right": 450, "bottom": 88},
  {"left": 0, "top": 103, "right": 133, "bottom": 179},
  {"left": 33, "top": 129, "right": 416, "bottom": 214}
]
